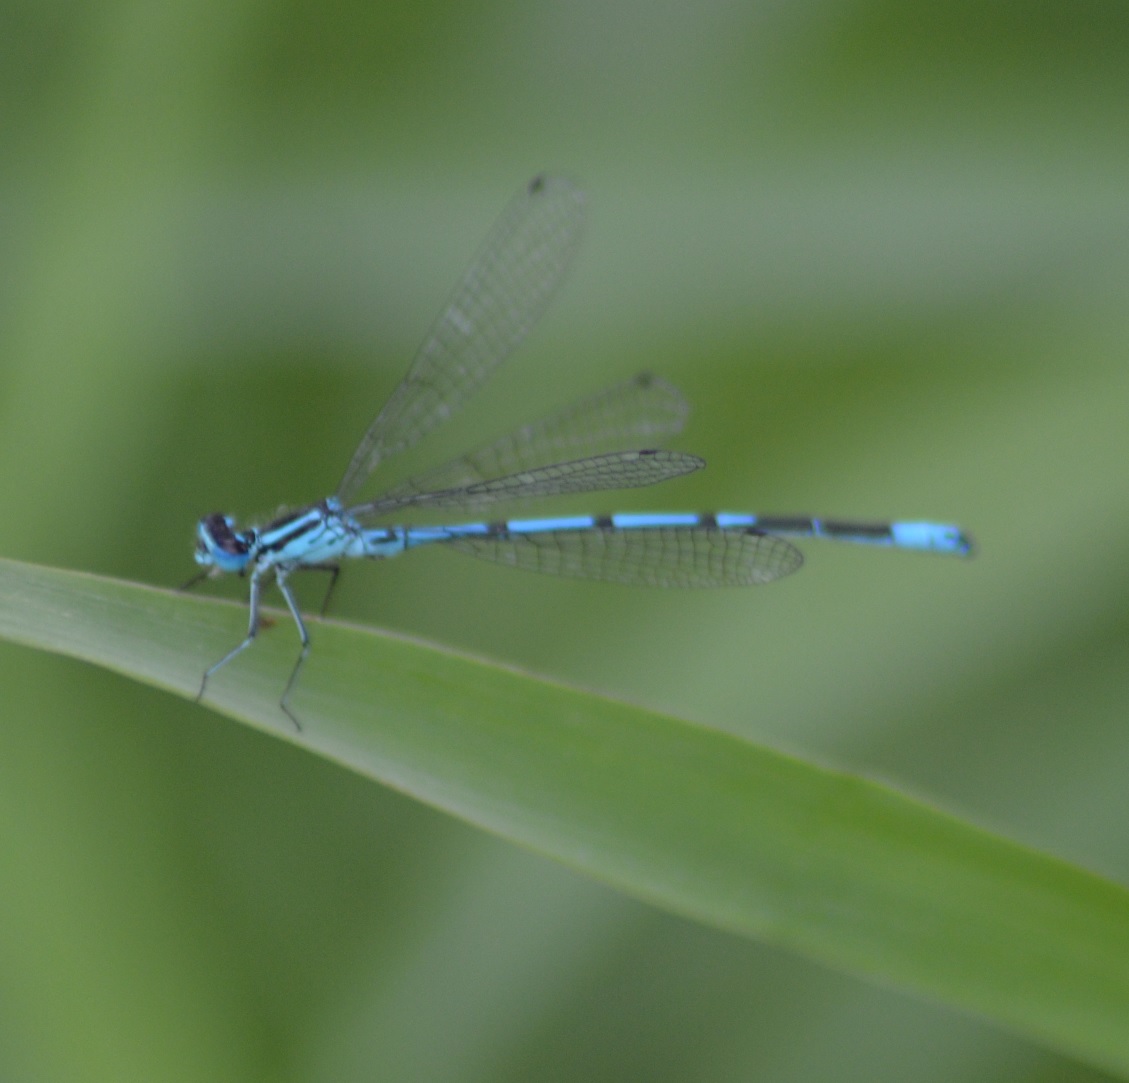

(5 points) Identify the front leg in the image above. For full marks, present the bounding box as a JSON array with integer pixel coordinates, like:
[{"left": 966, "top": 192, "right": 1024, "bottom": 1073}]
[
  {"left": 197, "top": 567, "right": 269, "bottom": 703},
  {"left": 276, "top": 569, "right": 312, "bottom": 731}
]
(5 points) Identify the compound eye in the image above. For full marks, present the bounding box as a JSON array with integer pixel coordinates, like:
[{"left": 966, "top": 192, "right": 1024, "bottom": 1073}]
[{"left": 202, "top": 513, "right": 249, "bottom": 556}]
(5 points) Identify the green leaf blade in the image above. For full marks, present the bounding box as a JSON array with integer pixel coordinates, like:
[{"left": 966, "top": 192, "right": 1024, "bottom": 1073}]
[{"left": 3, "top": 556, "right": 1128, "bottom": 1075}]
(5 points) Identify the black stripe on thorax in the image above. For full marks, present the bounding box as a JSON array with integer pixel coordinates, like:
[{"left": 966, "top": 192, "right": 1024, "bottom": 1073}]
[{"left": 260, "top": 508, "right": 324, "bottom": 554}]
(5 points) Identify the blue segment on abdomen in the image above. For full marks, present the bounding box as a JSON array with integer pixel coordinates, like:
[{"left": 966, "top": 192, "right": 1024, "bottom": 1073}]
[
  {"left": 890, "top": 521, "right": 973, "bottom": 554},
  {"left": 610, "top": 512, "right": 700, "bottom": 528}
]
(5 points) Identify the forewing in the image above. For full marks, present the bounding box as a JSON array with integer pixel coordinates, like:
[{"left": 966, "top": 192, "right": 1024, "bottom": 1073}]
[{"left": 336, "top": 175, "right": 586, "bottom": 503}]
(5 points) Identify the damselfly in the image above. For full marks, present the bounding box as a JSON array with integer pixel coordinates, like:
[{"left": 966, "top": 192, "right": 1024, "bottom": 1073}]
[{"left": 190, "top": 175, "right": 972, "bottom": 727}]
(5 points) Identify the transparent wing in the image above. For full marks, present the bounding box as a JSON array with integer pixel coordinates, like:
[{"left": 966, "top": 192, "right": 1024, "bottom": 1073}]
[
  {"left": 356, "top": 449, "right": 704, "bottom": 517},
  {"left": 448, "top": 526, "right": 804, "bottom": 587},
  {"left": 365, "top": 373, "right": 689, "bottom": 510},
  {"left": 336, "top": 175, "right": 586, "bottom": 504}
]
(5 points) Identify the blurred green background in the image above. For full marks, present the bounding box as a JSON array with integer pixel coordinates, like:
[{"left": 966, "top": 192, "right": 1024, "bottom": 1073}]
[{"left": 2, "top": 1, "right": 1128, "bottom": 1079}]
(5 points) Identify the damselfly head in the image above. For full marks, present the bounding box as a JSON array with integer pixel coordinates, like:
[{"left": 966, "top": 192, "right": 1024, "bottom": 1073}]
[{"left": 195, "top": 513, "right": 252, "bottom": 574}]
